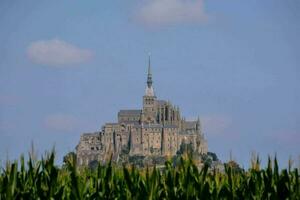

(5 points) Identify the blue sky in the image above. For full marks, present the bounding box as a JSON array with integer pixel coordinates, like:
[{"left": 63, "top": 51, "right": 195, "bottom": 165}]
[{"left": 0, "top": 0, "right": 299, "bottom": 168}]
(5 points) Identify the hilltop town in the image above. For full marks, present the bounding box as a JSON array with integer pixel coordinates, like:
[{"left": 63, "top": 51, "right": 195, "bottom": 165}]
[{"left": 76, "top": 57, "right": 210, "bottom": 167}]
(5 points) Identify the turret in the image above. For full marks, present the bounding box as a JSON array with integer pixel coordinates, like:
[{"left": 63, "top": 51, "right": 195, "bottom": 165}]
[{"left": 196, "top": 116, "right": 201, "bottom": 134}]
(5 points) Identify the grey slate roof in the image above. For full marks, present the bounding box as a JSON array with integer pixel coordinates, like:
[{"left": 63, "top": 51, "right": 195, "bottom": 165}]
[
  {"left": 132, "top": 124, "right": 179, "bottom": 129},
  {"left": 185, "top": 121, "right": 197, "bottom": 129},
  {"left": 82, "top": 132, "right": 100, "bottom": 136},
  {"left": 156, "top": 100, "right": 167, "bottom": 106},
  {"left": 163, "top": 124, "right": 178, "bottom": 128},
  {"left": 118, "top": 109, "right": 141, "bottom": 115}
]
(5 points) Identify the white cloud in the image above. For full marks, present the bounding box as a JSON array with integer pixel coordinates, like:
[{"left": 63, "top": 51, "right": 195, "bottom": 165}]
[
  {"left": 44, "top": 114, "right": 78, "bottom": 132},
  {"left": 27, "top": 39, "right": 93, "bottom": 66},
  {"left": 137, "top": 0, "right": 208, "bottom": 26}
]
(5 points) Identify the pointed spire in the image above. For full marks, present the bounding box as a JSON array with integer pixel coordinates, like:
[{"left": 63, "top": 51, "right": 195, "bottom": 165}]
[
  {"left": 148, "top": 53, "right": 151, "bottom": 73},
  {"left": 147, "top": 53, "right": 152, "bottom": 88},
  {"left": 145, "top": 53, "right": 154, "bottom": 96}
]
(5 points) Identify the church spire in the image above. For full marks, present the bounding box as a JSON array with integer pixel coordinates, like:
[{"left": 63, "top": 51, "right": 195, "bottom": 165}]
[
  {"left": 147, "top": 53, "right": 152, "bottom": 88},
  {"left": 145, "top": 54, "right": 154, "bottom": 96}
]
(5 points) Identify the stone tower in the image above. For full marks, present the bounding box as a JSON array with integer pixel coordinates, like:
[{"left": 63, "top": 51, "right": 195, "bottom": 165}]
[{"left": 143, "top": 55, "right": 156, "bottom": 124}]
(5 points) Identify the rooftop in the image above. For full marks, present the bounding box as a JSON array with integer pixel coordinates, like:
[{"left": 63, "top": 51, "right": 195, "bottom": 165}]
[{"left": 118, "top": 109, "right": 141, "bottom": 115}]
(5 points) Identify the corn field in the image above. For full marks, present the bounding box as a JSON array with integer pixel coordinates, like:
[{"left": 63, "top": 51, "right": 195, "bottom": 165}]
[{"left": 0, "top": 152, "right": 299, "bottom": 199}]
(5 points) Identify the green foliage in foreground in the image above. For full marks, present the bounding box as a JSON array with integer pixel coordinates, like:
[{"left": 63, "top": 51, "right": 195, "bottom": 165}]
[{"left": 0, "top": 152, "right": 299, "bottom": 200}]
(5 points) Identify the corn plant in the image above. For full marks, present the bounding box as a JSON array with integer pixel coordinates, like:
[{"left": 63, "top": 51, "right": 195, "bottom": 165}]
[{"left": 0, "top": 152, "right": 299, "bottom": 199}]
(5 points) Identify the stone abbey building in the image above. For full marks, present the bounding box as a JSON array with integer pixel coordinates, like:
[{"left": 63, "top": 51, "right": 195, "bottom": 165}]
[{"left": 76, "top": 57, "right": 208, "bottom": 166}]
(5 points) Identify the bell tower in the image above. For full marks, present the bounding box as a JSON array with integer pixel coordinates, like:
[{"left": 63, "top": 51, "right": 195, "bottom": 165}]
[{"left": 143, "top": 54, "right": 156, "bottom": 124}]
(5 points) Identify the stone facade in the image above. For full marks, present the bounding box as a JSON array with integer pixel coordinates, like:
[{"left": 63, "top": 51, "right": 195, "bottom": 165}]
[{"left": 76, "top": 57, "right": 208, "bottom": 166}]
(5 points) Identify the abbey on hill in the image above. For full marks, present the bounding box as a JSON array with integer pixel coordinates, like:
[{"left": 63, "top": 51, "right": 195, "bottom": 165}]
[{"left": 76, "top": 57, "right": 208, "bottom": 166}]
